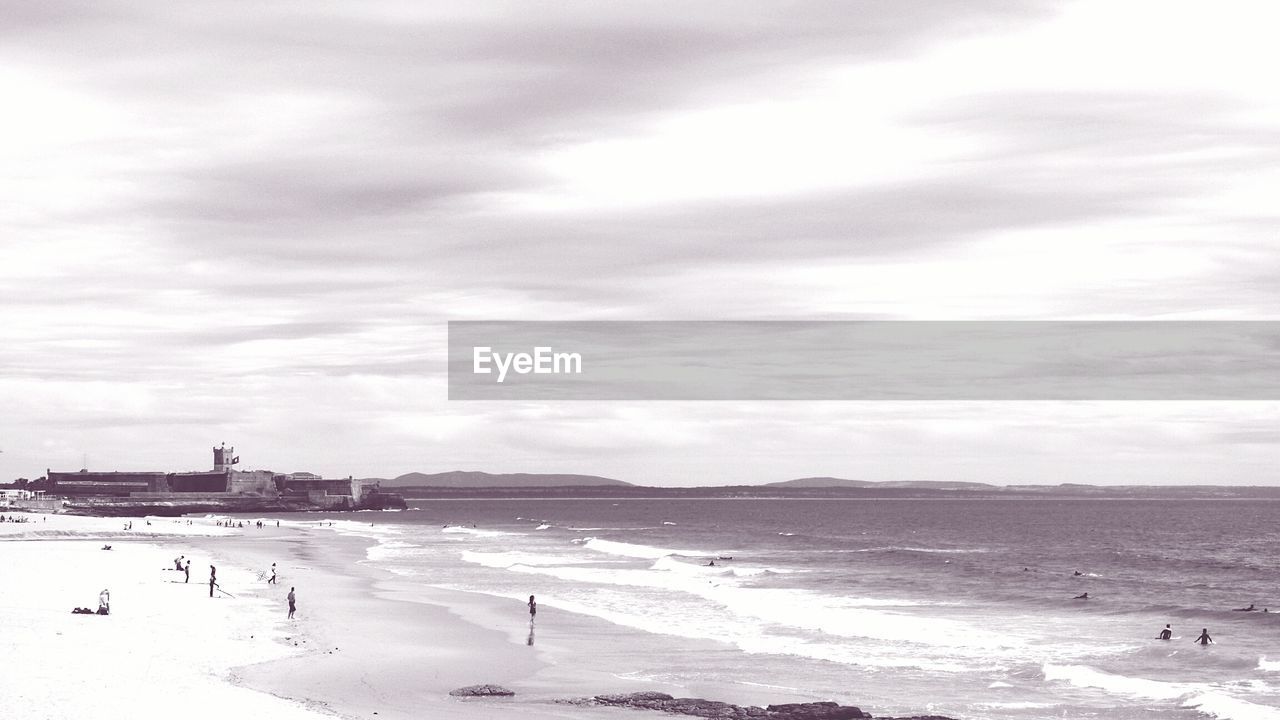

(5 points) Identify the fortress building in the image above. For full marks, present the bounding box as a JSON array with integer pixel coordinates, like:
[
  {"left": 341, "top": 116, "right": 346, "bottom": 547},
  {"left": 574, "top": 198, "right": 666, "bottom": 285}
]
[{"left": 42, "top": 445, "right": 397, "bottom": 511}]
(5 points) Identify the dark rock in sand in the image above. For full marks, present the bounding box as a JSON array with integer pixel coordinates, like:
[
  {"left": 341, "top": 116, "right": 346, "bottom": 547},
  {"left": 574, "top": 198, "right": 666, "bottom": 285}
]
[
  {"left": 558, "top": 691, "right": 888, "bottom": 720},
  {"left": 449, "top": 684, "right": 515, "bottom": 697}
]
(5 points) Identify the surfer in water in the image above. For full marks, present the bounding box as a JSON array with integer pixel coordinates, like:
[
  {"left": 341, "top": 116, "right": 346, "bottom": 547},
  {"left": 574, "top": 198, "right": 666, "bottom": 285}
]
[
  {"left": 1156, "top": 624, "right": 1172, "bottom": 640},
  {"left": 1194, "top": 628, "right": 1213, "bottom": 645},
  {"left": 1233, "top": 604, "right": 1256, "bottom": 612},
  {"left": 1073, "top": 592, "right": 1089, "bottom": 600}
]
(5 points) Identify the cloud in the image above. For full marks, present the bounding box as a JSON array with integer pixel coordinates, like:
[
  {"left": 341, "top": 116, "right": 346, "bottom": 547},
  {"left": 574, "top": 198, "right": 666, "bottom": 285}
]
[{"left": 4, "top": 0, "right": 1280, "bottom": 482}]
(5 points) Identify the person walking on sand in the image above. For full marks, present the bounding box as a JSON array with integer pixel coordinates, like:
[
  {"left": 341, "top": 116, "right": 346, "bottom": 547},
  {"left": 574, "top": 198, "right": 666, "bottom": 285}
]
[
  {"left": 287, "top": 587, "right": 296, "bottom": 619},
  {"left": 209, "top": 565, "right": 217, "bottom": 598},
  {"left": 1157, "top": 624, "right": 1172, "bottom": 640},
  {"left": 1194, "top": 628, "right": 1214, "bottom": 645},
  {"left": 528, "top": 595, "right": 536, "bottom": 621},
  {"left": 184, "top": 560, "right": 190, "bottom": 584},
  {"left": 268, "top": 563, "right": 276, "bottom": 585}
]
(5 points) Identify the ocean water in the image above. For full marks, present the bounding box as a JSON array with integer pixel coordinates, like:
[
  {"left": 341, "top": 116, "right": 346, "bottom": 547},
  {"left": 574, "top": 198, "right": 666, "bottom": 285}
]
[{"left": 320, "top": 498, "right": 1280, "bottom": 720}]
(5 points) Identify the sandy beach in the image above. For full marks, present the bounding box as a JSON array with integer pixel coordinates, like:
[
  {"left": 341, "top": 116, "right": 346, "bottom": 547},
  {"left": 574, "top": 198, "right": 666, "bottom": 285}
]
[{"left": 0, "top": 513, "right": 728, "bottom": 720}]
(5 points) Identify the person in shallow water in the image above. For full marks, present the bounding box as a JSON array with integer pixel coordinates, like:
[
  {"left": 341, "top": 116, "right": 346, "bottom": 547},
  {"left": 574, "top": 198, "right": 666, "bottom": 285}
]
[
  {"left": 1194, "top": 628, "right": 1213, "bottom": 645},
  {"left": 1157, "top": 624, "right": 1172, "bottom": 640},
  {"left": 528, "top": 595, "right": 536, "bottom": 620},
  {"left": 1073, "top": 592, "right": 1089, "bottom": 600}
]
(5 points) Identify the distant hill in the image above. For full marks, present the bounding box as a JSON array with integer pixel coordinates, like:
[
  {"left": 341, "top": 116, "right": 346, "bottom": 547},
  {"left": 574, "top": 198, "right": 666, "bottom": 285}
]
[
  {"left": 380, "top": 471, "right": 633, "bottom": 488},
  {"left": 766, "top": 477, "right": 998, "bottom": 491}
]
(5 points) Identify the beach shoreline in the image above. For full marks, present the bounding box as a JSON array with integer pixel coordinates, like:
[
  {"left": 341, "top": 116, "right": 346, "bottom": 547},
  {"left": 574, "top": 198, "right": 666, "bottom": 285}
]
[
  {"left": 1, "top": 513, "right": 845, "bottom": 720},
  {"left": 223, "top": 518, "right": 835, "bottom": 719}
]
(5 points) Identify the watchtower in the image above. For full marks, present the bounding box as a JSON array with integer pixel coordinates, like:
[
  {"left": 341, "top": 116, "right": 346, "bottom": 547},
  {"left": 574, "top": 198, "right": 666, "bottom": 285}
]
[{"left": 213, "top": 443, "right": 239, "bottom": 472}]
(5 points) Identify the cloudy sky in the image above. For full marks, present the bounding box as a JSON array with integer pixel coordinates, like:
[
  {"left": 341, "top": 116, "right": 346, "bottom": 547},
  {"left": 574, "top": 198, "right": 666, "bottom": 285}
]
[{"left": 2, "top": 0, "right": 1279, "bottom": 485}]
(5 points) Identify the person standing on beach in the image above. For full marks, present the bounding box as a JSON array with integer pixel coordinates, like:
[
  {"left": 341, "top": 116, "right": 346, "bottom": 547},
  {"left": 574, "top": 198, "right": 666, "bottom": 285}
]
[
  {"left": 209, "top": 565, "right": 217, "bottom": 597},
  {"left": 528, "top": 595, "right": 536, "bottom": 621},
  {"left": 1194, "top": 628, "right": 1213, "bottom": 645},
  {"left": 184, "top": 561, "right": 190, "bottom": 584},
  {"left": 268, "top": 563, "right": 277, "bottom": 585},
  {"left": 287, "top": 587, "right": 296, "bottom": 619},
  {"left": 98, "top": 589, "right": 110, "bottom": 615}
]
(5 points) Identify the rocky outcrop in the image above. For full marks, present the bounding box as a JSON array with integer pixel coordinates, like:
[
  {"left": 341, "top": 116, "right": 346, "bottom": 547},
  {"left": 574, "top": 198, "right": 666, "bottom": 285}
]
[
  {"left": 556, "top": 692, "right": 957, "bottom": 720},
  {"left": 449, "top": 685, "right": 516, "bottom": 697},
  {"left": 559, "top": 692, "right": 868, "bottom": 720}
]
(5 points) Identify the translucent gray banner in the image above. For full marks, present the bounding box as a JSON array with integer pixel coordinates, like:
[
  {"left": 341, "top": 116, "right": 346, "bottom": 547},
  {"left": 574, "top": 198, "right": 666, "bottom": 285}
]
[{"left": 447, "top": 321, "right": 1280, "bottom": 400}]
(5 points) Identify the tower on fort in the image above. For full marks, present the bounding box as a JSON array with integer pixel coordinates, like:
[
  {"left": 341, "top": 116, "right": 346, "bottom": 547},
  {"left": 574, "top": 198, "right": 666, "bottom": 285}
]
[{"left": 212, "top": 443, "right": 239, "bottom": 472}]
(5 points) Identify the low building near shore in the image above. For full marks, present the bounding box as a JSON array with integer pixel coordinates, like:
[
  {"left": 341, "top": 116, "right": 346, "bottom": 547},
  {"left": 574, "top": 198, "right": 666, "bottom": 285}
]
[{"left": 35, "top": 444, "right": 404, "bottom": 513}]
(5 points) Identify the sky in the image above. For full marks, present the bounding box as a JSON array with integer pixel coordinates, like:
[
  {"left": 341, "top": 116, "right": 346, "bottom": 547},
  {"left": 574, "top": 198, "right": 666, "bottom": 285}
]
[{"left": 2, "top": 0, "right": 1280, "bottom": 485}]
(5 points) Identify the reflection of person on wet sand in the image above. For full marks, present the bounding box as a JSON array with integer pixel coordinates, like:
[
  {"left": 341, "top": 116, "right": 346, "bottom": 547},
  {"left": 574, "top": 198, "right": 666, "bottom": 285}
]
[{"left": 527, "top": 620, "right": 535, "bottom": 646}]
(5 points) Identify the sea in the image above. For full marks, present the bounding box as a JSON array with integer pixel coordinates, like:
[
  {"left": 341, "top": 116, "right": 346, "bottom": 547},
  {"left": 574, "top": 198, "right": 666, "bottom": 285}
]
[{"left": 314, "top": 498, "right": 1280, "bottom": 720}]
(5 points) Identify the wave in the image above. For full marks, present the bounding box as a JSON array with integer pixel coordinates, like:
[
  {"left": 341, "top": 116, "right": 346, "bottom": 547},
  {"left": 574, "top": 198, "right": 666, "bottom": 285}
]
[
  {"left": 441, "top": 584, "right": 1008, "bottom": 674},
  {"left": 1260, "top": 658, "right": 1280, "bottom": 673},
  {"left": 1043, "top": 662, "right": 1188, "bottom": 700},
  {"left": 460, "top": 550, "right": 594, "bottom": 568},
  {"left": 854, "top": 546, "right": 990, "bottom": 555},
  {"left": 1185, "top": 692, "right": 1280, "bottom": 720},
  {"left": 535, "top": 524, "right": 551, "bottom": 530},
  {"left": 1043, "top": 664, "right": 1280, "bottom": 720},
  {"left": 649, "top": 556, "right": 788, "bottom": 578},
  {"left": 440, "top": 526, "right": 518, "bottom": 538},
  {"left": 579, "top": 537, "right": 717, "bottom": 560},
  {"left": 500, "top": 556, "right": 1016, "bottom": 653},
  {"left": 365, "top": 539, "right": 424, "bottom": 562}
]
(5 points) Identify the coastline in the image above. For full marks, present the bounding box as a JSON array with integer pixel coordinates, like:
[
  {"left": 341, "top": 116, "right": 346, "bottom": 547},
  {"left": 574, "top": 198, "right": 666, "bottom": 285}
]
[
  {"left": 0, "top": 512, "right": 946, "bottom": 720},
  {"left": 225, "top": 520, "right": 823, "bottom": 719}
]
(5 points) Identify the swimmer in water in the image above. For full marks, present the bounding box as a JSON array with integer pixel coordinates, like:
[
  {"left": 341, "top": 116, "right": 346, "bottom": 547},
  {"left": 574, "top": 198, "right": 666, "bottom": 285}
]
[
  {"left": 1073, "top": 570, "right": 1083, "bottom": 576},
  {"left": 1156, "top": 624, "right": 1172, "bottom": 640},
  {"left": 1073, "top": 592, "right": 1089, "bottom": 600},
  {"left": 1194, "top": 628, "right": 1213, "bottom": 645}
]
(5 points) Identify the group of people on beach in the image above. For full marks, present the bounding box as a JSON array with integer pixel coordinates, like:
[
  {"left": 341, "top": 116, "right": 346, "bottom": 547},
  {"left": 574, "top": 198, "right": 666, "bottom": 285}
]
[{"left": 0, "top": 514, "right": 32, "bottom": 523}]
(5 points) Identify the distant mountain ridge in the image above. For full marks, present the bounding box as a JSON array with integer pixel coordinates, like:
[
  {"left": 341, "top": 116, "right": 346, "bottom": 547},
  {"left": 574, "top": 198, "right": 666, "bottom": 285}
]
[
  {"left": 765, "top": 476, "right": 998, "bottom": 491},
  {"left": 380, "top": 471, "right": 633, "bottom": 488},
  {"left": 365, "top": 471, "right": 1280, "bottom": 498}
]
